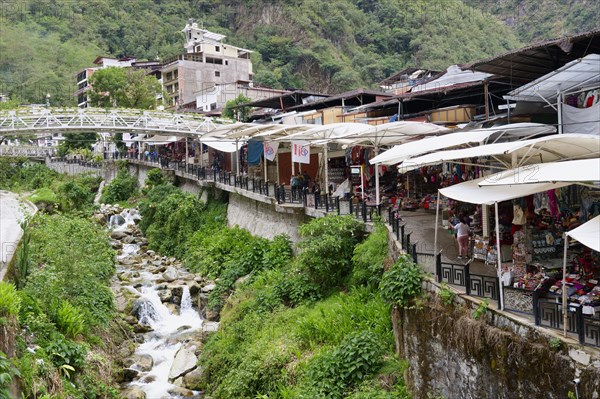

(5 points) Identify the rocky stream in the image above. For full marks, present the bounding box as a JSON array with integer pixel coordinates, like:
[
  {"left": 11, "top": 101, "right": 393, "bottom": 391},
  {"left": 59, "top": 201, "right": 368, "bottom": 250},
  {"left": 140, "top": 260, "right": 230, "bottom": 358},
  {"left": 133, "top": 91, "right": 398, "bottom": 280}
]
[{"left": 97, "top": 205, "right": 219, "bottom": 399}]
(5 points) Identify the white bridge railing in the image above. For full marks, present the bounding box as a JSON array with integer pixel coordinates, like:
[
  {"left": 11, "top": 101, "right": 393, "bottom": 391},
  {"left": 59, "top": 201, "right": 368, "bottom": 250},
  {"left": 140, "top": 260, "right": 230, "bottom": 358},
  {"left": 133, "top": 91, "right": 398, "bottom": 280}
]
[
  {"left": 0, "top": 145, "right": 54, "bottom": 157},
  {"left": 0, "top": 107, "right": 224, "bottom": 135}
]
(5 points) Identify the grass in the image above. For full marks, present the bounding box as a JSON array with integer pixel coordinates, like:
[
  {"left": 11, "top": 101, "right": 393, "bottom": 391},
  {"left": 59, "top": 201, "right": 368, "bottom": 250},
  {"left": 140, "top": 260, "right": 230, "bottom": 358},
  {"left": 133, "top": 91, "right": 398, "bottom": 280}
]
[{"left": 26, "top": 187, "right": 58, "bottom": 205}]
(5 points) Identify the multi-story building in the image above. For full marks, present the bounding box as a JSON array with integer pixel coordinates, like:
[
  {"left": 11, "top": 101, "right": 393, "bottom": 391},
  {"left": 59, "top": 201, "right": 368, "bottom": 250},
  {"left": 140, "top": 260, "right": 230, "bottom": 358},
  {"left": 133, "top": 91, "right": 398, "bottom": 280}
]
[
  {"left": 161, "top": 20, "right": 254, "bottom": 109},
  {"left": 74, "top": 56, "right": 162, "bottom": 108}
]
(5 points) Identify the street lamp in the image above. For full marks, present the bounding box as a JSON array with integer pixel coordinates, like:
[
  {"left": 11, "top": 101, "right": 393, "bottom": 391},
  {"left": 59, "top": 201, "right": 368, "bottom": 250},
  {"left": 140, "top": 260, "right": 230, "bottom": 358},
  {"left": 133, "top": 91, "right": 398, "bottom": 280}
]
[{"left": 45, "top": 93, "right": 51, "bottom": 109}]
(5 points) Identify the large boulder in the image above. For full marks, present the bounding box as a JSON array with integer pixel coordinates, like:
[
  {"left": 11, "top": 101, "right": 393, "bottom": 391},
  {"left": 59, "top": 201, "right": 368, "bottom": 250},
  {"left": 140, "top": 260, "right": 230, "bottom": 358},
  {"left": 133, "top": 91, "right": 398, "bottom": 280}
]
[
  {"left": 133, "top": 354, "right": 154, "bottom": 372},
  {"left": 168, "top": 347, "right": 197, "bottom": 381},
  {"left": 200, "top": 283, "right": 216, "bottom": 293},
  {"left": 167, "top": 386, "right": 195, "bottom": 397},
  {"left": 162, "top": 267, "right": 179, "bottom": 282},
  {"left": 182, "top": 366, "right": 205, "bottom": 390},
  {"left": 119, "top": 367, "right": 139, "bottom": 382},
  {"left": 121, "top": 387, "right": 146, "bottom": 399},
  {"left": 110, "top": 230, "right": 131, "bottom": 240}
]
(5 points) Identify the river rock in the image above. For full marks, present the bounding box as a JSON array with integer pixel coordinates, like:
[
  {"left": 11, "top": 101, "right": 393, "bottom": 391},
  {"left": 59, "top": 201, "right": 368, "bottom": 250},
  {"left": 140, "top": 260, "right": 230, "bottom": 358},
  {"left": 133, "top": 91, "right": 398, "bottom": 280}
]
[
  {"left": 158, "top": 289, "right": 173, "bottom": 303},
  {"left": 200, "top": 283, "right": 216, "bottom": 293},
  {"left": 120, "top": 367, "right": 139, "bottom": 382},
  {"left": 189, "top": 283, "right": 201, "bottom": 296},
  {"left": 205, "top": 307, "right": 219, "bottom": 322},
  {"left": 131, "top": 299, "right": 154, "bottom": 320},
  {"left": 170, "top": 285, "right": 184, "bottom": 299},
  {"left": 133, "top": 354, "right": 154, "bottom": 372},
  {"left": 168, "top": 347, "right": 198, "bottom": 381},
  {"left": 133, "top": 323, "right": 153, "bottom": 333},
  {"left": 182, "top": 366, "right": 204, "bottom": 389},
  {"left": 110, "top": 230, "right": 131, "bottom": 240},
  {"left": 121, "top": 387, "right": 146, "bottom": 399},
  {"left": 92, "top": 213, "right": 107, "bottom": 225},
  {"left": 111, "top": 240, "right": 122, "bottom": 249},
  {"left": 146, "top": 250, "right": 155, "bottom": 257},
  {"left": 168, "top": 386, "right": 195, "bottom": 397},
  {"left": 162, "top": 267, "right": 179, "bottom": 282},
  {"left": 122, "top": 235, "right": 137, "bottom": 244}
]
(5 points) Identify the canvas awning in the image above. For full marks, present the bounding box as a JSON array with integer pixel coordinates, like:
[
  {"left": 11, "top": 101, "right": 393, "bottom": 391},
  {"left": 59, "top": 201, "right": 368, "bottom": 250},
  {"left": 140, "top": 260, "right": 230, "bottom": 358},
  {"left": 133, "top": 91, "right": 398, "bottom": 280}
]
[
  {"left": 370, "top": 123, "right": 554, "bottom": 166},
  {"left": 566, "top": 215, "right": 600, "bottom": 252},
  {"left": 505, "top": 54, "right": 600, "bottom": 102},
  {"left": 143, "top": 135, "right": 183, "bottom": 145},
  {"left": 479, "top": 158, "right": 600, "bottom": 186},
  {"left": 275, "top": 122, "right": 374, "bottom": 142},
  {"left": 439, "top": 176, "right": 570, "bottom": 205},
  {"left": 400, "top": 133, "right": 599, "bottom": 170},
  {"left": 201, "top": 139, "right": 245, "bottom": 153},
  {"left": 317, "top": 121, "right": 451, "bottom": 147}
]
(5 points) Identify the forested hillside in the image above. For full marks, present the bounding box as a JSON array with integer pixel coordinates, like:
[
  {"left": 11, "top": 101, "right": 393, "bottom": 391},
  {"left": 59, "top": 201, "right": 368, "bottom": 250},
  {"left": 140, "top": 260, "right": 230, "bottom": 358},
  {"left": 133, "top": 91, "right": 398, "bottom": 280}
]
[{"left": 0, "top": 0, "right": 597, "bottom": 105}]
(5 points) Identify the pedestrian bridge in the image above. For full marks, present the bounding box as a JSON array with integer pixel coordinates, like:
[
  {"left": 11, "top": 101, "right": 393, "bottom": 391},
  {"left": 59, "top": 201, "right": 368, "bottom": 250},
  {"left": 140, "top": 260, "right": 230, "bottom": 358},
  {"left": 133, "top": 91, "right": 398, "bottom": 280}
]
[{"left": 0, "top": 107, "right": 221, "bottom": 136}]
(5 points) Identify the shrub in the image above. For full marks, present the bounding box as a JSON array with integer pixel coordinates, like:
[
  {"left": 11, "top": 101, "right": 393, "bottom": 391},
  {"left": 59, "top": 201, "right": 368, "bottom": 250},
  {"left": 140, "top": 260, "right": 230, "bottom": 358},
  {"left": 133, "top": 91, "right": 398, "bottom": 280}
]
[
  {"left": 100, "top": 168, "right": 137, "bottom": 204},
  {"left": 46, "top": 335, "right": 87, "bottom": 371},
  {"left": 0, "top": 282, "right": 20, "bottom": 322},
  {"left": 439, "top": 282, "right": 455, "bottom": 306},
  {"left": 144, "top": 168, "right": 165, "bottom": 189},
  {"left": 0, "top": 351, "right": 19, "bottom": 398},
  {"left": 27, "top": 187, "right": 59, "bottom": 206},
  {"left": 304, "top": 330, "right": 385, "bottom": 398},
  {"left": 379, "top": 254, "right": 423, "bottom": 308},
  {"left": 54, "top": 301, "right": 86, "bottom": 339},
  {"left": 297, "top": 215, "right": 365, "bottom": 290},
  {"left": 351, "top": 221, "right": 389, "bottom": 288},
  {"left": 57, "top": 180, "right": 92, "bottom": 211}
]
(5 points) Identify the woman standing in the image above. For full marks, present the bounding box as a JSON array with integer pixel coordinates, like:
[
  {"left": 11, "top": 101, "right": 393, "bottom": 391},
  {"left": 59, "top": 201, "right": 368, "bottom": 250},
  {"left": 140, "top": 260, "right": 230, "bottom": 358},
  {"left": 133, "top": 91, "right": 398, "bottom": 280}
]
[{"left": 454, "top": 217, "right": 471, "bottom": 259}]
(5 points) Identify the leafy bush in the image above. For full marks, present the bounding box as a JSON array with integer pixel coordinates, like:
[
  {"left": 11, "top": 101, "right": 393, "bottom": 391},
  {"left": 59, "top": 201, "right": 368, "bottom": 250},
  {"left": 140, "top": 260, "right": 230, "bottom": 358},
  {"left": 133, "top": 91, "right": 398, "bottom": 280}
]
[
  {"left": 26, "top": 214, "right": 116, "bottom": 327},
  {"left": 0, "top": 351, "right": 19, "bottom": 398},
  {"left": 27, "top": 187, "right": 59, "bottom": 206},
  {"left": 57, "top": 180, "right": 92, "bottom": 211},
  {"left": 46, "top": 335, "right": 87, "bottom": 371},
  {"left": 144, "top": 168, "right": 165, "bottom": 189},
  {"left": 439, "top": 282, "right": 455, "bottom": 306},
  {"left": 304, "top": 330, "right": 385, "bottom": 398},
  {"left": 297, "top": 215, "right": 365, "bottom": 290},
  {"left": 379, "top": 254, "right": 423, "bottom": 308},
  {"left": 0, "top": 282, "right": 20, "bottom": 322},
  {"left": 54, "top": 301, "right": 86, "bottom": 339},
  {"left": 351, "top": 221, "right": 389, "bottom": 288},
  {"left": 100, "top": 168, "right": 137, "bottom": 204}
]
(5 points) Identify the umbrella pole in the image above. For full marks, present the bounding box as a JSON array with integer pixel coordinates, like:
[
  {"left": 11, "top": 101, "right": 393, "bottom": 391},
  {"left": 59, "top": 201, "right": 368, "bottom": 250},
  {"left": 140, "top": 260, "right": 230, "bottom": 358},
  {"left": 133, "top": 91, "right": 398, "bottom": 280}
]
[
  {"left": 434, "top": 191, "right": 440, "bottom": 255},
  {"left": 562, "top": 232, "right": 568, "bottom": 337},
  {"left": 495, "top": 202, "right": 505, "bottom": 310},
  {"left": 324, "top": 145, "right": 329, "bottom": 197}
]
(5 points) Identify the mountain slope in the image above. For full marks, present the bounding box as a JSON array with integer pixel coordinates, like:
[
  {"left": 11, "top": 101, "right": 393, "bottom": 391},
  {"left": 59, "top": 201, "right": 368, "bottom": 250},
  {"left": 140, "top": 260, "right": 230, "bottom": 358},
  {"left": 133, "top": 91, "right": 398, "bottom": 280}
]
[{"left": 0, "top": 0, "right": 587, "bottom": 105}]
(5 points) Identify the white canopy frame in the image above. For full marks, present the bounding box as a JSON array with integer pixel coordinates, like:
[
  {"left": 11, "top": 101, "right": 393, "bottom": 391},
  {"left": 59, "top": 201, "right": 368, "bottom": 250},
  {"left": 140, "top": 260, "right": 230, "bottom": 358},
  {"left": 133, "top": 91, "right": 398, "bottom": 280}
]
[
  {"left": 561, "top": 215, "right": 600, "bottom": 337},
  {"left": 435, "top": 177, "right": 571, "bottom": 310}
]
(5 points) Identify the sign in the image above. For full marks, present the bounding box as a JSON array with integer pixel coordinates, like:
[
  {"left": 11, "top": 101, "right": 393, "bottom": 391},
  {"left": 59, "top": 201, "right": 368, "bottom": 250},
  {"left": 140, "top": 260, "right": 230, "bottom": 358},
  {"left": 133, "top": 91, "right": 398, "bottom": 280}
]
[
  {"left": 263, "top": 141, "right": 279, "bottom": 162},
  {"left": 291, "top": 141, "right": 310, "bottom": 164}
]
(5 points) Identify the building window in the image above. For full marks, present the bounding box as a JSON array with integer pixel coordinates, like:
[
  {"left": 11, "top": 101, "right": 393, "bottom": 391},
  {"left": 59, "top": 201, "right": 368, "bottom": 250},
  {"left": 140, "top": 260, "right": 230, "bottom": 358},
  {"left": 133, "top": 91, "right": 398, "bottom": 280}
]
[
  {"left": 215, "top": 71, "right": 221, "bottom": 77},
  {"left": 210, "top": 103, "right": 217, "bottom": 110},
  {"left": 225, "top": 60, "right": 229, "bottom": 66},
  {"left": 215, "top": 46, "right": 220, "bottom": 52}
]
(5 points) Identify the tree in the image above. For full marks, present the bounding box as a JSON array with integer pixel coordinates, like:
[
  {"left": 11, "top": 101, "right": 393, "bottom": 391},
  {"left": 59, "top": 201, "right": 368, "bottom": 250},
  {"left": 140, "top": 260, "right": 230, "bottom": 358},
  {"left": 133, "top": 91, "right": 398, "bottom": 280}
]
[
  {"left": 222, "top": 94, "right": 252, "bottom": 122},
  {"left": 88, "top": 67, "right": 162, "bottom": 109},
  {"left": 57, "top": 132, "right": 98, "bottom": 157}
]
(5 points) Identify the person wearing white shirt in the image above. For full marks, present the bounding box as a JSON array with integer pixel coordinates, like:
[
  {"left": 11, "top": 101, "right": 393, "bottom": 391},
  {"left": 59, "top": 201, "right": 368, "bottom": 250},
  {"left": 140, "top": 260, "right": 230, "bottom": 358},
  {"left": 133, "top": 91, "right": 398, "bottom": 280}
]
[{"left": 454, "top": 218, "right": 470, "bottom": 259}]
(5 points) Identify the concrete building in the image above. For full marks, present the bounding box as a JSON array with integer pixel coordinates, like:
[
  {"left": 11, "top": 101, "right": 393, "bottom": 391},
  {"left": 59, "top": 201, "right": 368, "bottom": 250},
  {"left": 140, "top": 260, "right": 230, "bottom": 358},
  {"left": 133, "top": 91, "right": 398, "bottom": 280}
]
[
  {"left": 161, "top": 20, "right": 253, "bottom": 109},
  {"left": 74, "top": 56, "right": 162, "bottom": 108},
  {"left": 194, "top": 82, "right": 288, "bottom": 114}
]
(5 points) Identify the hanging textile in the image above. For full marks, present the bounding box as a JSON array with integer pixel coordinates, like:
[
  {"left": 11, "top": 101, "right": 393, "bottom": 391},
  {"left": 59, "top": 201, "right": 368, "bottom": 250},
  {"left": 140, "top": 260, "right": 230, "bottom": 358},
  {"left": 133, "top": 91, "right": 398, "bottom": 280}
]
[
  {"left": 561, "top": 102, "right": 600, "bottom": 135},
  {"left": 247, "top": 140, "right": 263, "bottom": 166}
]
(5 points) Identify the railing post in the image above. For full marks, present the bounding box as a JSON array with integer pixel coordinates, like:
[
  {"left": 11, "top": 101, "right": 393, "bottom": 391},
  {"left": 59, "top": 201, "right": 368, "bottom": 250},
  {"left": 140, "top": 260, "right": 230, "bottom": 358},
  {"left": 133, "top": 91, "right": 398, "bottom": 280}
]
[
  {"left": 405, "top": 233, "right": 411, "bottom": 252},
  {"left": 400, "top": 224, "right": 405, "bottom": 247},
  {"left": 265, "top": 182, "right": 269, "bottom": 197},
  {"left": 336, "top": 197, "right": 340, "bottom": 215},
  {"left": 533, "top": 290, "right": 540, "bottom": 325},
  {"left": 325, "top": 196, "right": 329, "bottom": 212},
  {"left": 577, "top": 306, "right": 585, "bottom": 344},
  {"left": 395, "top": 219, "right": 400, "bottom": 241},
  {"left": 388, "top": 208, "right": 393, "bottom": 226},
  {"left": 496, "top": 277, "right": 501, "bottom": 308},
  {"left": 436, "top": 253, "right": 442, "bottom": 283},
  {"left": 412, "top": 243, "right": 417, "bottom": 264},
  {"left": 465, "top": 262, "right": 471, "bottom": 295},
  {"left": 362, "top": 202, "right": 367, "bottom": 223}
]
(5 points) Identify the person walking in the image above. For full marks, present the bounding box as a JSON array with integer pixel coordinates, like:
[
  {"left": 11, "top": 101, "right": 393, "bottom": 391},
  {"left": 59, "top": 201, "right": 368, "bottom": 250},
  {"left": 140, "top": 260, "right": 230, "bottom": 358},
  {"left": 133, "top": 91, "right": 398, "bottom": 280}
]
[{"left": 454, "top": 217, "right": 471, "bottom": 259}]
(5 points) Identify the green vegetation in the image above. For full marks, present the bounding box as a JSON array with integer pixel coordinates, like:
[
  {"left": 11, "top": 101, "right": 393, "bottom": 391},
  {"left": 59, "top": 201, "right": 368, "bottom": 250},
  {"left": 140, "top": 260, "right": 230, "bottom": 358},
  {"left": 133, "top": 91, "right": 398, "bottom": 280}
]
[
  {"left": 0, "top": 157, "right": 101, "bottom": 213},
  {"left": 472, "top": 299, "right": 489, "bottom": 320},
  {"left": 0, "top": 283, "right": 21, "bottom": 324},
  {"left": 100, "top": 164, "right": 138, "bottom": 204},
  {"left": 439, "top": 282, "right": 455, "bottom": 306},
  {"left": 89, "top": 67, "right": 163, "bottom": 109},
  {"left": 222, "top": 94, "right": 252, "bottom": 122},
  {"left": 11, "top": 213, "right": 120, "bottom": 397},
  {"left": 0, "top": 351, "right": 19, "bottom": 399},
  {"left": 129, "top": 182, "right": 418, "bottom": 398},
  {"left": 379, "top": 255, "right": 424, "bottom": 309}
]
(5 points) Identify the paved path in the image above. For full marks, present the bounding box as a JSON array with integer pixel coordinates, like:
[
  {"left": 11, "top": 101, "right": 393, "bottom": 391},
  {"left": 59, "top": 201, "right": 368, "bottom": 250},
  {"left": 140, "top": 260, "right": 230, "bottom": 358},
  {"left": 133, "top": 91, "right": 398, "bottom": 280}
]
[
  {"left": 399, "top": 208, "right": 497, "bottom": 277},
  {"left": 0, "top": 191, "right": 35, "bottom": 281}
]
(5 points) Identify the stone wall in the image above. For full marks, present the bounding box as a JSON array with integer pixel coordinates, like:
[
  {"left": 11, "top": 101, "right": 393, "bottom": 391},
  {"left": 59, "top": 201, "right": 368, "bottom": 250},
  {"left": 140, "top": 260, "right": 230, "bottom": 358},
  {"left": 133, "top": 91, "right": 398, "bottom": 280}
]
[
  {"left": 392, "top": 282, "right": 600, "bottom": 399},
  {"left": 227, "top": 193, "right": 309, "bottom": 242}
]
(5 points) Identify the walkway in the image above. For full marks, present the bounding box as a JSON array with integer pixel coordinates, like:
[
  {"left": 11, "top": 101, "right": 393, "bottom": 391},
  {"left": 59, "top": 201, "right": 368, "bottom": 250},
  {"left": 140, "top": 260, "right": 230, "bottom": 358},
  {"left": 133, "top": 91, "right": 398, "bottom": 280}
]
[{"left": 0, "top": 191, "right": 36, "bottom": 281}]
